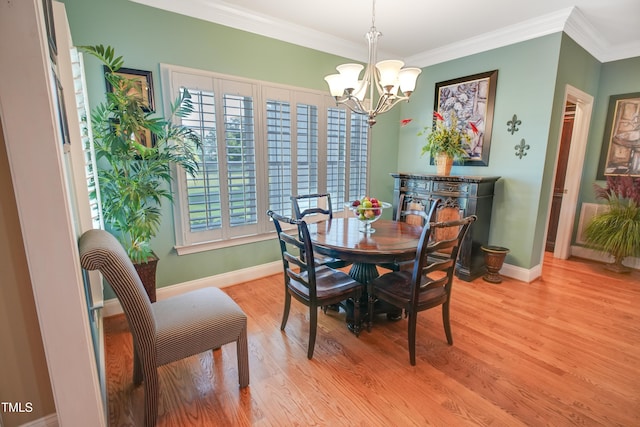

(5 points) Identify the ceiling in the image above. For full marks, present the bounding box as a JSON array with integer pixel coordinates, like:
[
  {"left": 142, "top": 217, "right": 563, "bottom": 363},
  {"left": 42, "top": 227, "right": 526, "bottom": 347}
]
[{"left": 133, "top": 0, "right": 640, "bottom": 66}]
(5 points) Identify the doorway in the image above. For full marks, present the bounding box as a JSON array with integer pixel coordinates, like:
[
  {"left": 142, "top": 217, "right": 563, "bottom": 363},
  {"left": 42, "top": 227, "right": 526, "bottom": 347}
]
[
  {"left": 545, "top": 85, "right": 594, "bottom": 260},
  {"left": 546, "top": 101, "right": 575, "bottom": 252}
]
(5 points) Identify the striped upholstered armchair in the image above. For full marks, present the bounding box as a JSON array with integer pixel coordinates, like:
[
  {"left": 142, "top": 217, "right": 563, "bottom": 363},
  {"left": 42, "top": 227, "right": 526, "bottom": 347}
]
[{"left": 79, "top": 229, "right": 249, "bottom": 427}]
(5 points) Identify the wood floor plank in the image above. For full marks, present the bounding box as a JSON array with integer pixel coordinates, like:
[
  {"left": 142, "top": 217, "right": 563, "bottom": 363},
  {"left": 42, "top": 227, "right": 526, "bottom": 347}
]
[{"left": 104, "top": 255, "right": 640, "bottom": 426}]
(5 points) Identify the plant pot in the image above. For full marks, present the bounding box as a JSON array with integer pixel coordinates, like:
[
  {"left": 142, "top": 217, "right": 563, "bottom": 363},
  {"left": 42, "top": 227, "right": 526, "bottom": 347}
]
[
  {"left": 481, "top": 246, "right": 509, "bottom": 283},
  {"left": 134, "top": 254, "right": 159, "bottom": 302},
  {"left": 605, "top": 256, "right": 632, "bottom": 274},
  {"left": 435, "top": 153, "right": 453, "bottom": 176}
]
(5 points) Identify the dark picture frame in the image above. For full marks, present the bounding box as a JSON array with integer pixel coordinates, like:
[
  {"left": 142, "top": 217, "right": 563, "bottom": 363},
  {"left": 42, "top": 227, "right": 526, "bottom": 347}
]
[
  {"left": 433, "top": 70, "right": 498, "bottom": 166},
  {"left": 104, "top": 66, "right": 155, "bottom": 112},
  {"left": 596, "top": 92, "right": 640, "bottom": 179}
]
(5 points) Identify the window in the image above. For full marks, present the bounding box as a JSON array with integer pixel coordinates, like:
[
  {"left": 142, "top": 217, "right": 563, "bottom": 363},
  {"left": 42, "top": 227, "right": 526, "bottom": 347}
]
[{"left": 163, "top": 65, "right": 369, "bottom": 252}]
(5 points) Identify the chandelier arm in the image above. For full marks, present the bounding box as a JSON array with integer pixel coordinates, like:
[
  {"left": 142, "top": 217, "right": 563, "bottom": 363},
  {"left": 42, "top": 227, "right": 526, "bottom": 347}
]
[{"left": 337, "top": 97, "right": 368, "bottom": 116}]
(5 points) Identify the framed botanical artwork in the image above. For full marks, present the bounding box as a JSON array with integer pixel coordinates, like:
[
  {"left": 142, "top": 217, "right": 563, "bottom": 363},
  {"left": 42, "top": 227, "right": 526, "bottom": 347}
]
[
  {"left": 104, "top": 66, "right": 155, "bottom": 112},
  {"left": 433, "top": 70, "right": 498, "bottom": 166},
  {"left": 597, "top": 92, "right": 640, "bottom": 179}
]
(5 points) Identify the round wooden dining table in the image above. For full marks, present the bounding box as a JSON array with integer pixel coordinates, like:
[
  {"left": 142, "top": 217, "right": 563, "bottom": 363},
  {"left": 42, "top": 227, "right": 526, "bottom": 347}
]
[
  {"left": 308, "top": 217, "right": 424, "bottom": 331},
  {"left": 308, "top": 217, "right": 423, "bottom": 283}
]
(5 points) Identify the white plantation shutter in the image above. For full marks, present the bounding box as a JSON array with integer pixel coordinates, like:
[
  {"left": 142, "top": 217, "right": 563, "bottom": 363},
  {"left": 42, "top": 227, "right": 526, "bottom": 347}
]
[
  {"left": 266, "top": 97, "right": 292, "bottom": 216},
  {"left": 296, "top": 102, "right": 319, "bottom": 198},
  {"left": 327, "top": 107, "right": 347, "bottom": 212},
  {"left": 71, "top": 48, "right": 102, "bottom": 229},
  {"left": 349, "top": 114, "right": 369, "bottom": 202},
  {"left": 223, "top": 89, "right": 257, "bottom": 235},
  {"left": 180, "top": 88, "right": 222, "bottom": 235},
  {"left": 163, "top": 65, "right": 369, "bottom": 250}
]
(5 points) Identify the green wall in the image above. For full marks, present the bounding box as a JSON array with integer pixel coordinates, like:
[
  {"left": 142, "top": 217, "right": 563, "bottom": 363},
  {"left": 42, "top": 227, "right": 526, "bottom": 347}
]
[{"left": 396, "top": 34, "right": 563, "bottom": 269}]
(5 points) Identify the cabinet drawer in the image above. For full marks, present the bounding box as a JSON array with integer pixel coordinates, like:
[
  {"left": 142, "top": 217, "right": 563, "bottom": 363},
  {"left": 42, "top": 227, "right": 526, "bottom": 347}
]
[
  {"left": 433, "top": 181, "right": 472, "bottom": 195},
  {"left": 406, "top": 179, "right": 431, "bottom": 192}
]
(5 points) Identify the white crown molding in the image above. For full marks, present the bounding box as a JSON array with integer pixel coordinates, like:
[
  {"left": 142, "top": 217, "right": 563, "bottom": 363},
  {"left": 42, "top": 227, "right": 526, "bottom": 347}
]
[
  {"left": 407, "top": 7, "right": 572, "bottom": 67},
  {"left": 130, "top": 0, "right": 379, "bottom": 62},
  {"left": 563, "top": 7, "right": 640, "bottom": 62},
  {"left": 131, "top": 1, "right": 639, "bottom": 65}
]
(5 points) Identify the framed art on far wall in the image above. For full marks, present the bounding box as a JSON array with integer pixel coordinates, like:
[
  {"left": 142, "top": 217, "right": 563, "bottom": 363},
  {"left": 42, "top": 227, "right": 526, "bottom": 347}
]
[
  {"left": 597, "top": 92, "right": 640, "bottom": 179},
  {"left": 104, "top": 66, "right": 155, "bottom": 112},
  {"left": 433, "top": 70, "right": 498, "bottom": 166}
]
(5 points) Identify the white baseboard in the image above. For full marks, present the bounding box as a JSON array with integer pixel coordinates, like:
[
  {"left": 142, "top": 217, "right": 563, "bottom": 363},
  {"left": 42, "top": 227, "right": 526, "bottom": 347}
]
[
  {"left": 104, "top": 261, "right": 283, "bottom": 317},
  {"left": 499, "top": 262, "right": 541, "bottom": 283},
  {"left": 494, "top": 248, "right": 640, "bottom": 287},
  {"left": 19, "top": 414, "right": 58, "bottom": 427},
  {"left": 571, "top": 245, "right": 640, "bottom": 269}
]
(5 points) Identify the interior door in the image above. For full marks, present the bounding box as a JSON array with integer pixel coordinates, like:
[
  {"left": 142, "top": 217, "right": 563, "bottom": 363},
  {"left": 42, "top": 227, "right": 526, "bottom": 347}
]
[{"left": 546, "top": 102, "right": 575, "bottom": 252}]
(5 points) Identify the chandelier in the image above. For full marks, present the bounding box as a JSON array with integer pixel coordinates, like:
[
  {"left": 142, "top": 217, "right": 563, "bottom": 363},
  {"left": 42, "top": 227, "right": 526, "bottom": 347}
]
[{"left": 324, "top": 0, "right": 421, "bottom": 127}]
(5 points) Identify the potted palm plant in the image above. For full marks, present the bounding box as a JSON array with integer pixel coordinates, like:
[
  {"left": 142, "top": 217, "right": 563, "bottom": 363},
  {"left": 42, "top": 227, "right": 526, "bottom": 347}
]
[
  {"left": 419, "top": 110, "right": 477, "bottom": 175},
  {"left": 584, "top": 175, "right": 640, "bottom": 273},
  {"left": 81, "top": 45, "right": 201, "bottom": 300}
]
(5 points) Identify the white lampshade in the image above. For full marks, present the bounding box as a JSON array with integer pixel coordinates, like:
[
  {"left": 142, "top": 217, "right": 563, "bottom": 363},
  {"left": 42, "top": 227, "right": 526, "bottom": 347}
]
[
  {"left": 336, "top": 63, "right": 364, "bottom": 91},
  {"left": 324, "top": 74, "right": 346, "bottom": 97},
  {"left": 398, "top": 67, "right": 422, "bottom": 94},
  {"left": 353, "top": 80, "right": 368, "bottom": 101},
  {"left": 376, "top": 59, "right": 404, "bottom": 88}
]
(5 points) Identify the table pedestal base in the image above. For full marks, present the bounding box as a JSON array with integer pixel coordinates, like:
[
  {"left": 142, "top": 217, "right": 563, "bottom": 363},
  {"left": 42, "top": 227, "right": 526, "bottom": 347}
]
[{"left": 343, "top": 263, "right": 402, "bottom": 333}]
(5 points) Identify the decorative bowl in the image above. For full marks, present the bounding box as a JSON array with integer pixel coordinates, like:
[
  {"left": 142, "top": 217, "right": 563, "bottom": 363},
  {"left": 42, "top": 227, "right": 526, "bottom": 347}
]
[{"left": 345, "top": 200, "right": 392, "bottom": 233}]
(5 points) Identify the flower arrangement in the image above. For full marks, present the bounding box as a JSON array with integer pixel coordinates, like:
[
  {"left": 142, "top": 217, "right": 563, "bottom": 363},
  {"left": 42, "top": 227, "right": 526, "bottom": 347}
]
[
  {"left": 584, "top": 175, "right": 640, "bottom": 273},
  {"left": 418, "top": 110, "right": 478, "bottom": 162}
]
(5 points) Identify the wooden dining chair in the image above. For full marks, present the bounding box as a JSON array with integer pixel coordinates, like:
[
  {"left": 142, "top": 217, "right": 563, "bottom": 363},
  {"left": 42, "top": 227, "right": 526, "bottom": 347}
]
[
  {"left": 267, "top": 210, "right": 364, "bottom": 358},
  {"left": 291, "top": 193, "right": 351, "bottom": 269},
  {"left": 79, "top": 229, "right": 249, "bottom": 426},
  {"left": 368, "top": 215, "right": 477, "bottom": 365},
  {"left": 379, "top": 198, "right": 441, "bottom": 272}
]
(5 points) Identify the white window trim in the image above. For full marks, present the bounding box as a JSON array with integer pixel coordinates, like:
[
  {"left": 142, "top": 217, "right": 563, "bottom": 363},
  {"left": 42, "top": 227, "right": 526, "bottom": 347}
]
[{"left": 160, "top": 64, "right": 370, "bottom": 255}]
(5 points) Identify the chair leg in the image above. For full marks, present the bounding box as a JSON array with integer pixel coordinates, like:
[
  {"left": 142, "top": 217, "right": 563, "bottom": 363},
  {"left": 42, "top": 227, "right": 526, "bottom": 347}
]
[
  {"left": 408, "top": 312, "right": 417, "bottom": 366},
  {"left": 142, "top": 364, "right": 158, "bottom": 427},
  {"left": 236, "top": 321, "right": 250, "bottom": 388},
  {"left": 281, "top": 292, "right": 291, "bottom": 330},
  {"left": 133, "top": 346, "right": 143, "bottom": 386},
  {"left": 308, "top": 306, "right": 318, "bottom": 359},
  {"left": 353, "top": 289, "right": 361, "bottom": 337},
  {"left": 442, "top": 302, "right": 453, "bottom": 345},
  {"left": 367, "top": 286, "right": 375, "bottom": 332}
]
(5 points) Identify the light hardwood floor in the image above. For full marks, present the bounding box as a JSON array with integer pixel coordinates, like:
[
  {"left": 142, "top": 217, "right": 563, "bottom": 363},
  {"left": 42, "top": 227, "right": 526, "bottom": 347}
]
[{"left": 104, "top": 256, "right": 640, "bottom": 426}]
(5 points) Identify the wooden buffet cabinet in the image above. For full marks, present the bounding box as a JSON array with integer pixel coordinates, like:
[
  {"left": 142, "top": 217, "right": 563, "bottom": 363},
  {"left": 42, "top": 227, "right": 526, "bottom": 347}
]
[{"left": 391, "top": 173, "right": 500, "bottom": 281}]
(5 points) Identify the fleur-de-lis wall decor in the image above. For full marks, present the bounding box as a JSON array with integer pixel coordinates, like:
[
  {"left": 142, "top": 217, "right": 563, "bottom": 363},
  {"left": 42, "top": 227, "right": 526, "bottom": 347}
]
[
  {"left": 515, "top": 138, "right": 530, "bottom": 159},
  {"left": 507, "top": 114, "right": 521, "bottom": 134}
]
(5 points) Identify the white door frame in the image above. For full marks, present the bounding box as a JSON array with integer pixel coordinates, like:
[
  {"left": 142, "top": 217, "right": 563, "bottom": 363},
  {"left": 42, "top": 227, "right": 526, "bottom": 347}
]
[
  {"left": 0, "top": 1, "right": 106, "bottom": 425},
  {"left": 550, "top": 85, "right": 594, "bottom": 259}
]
